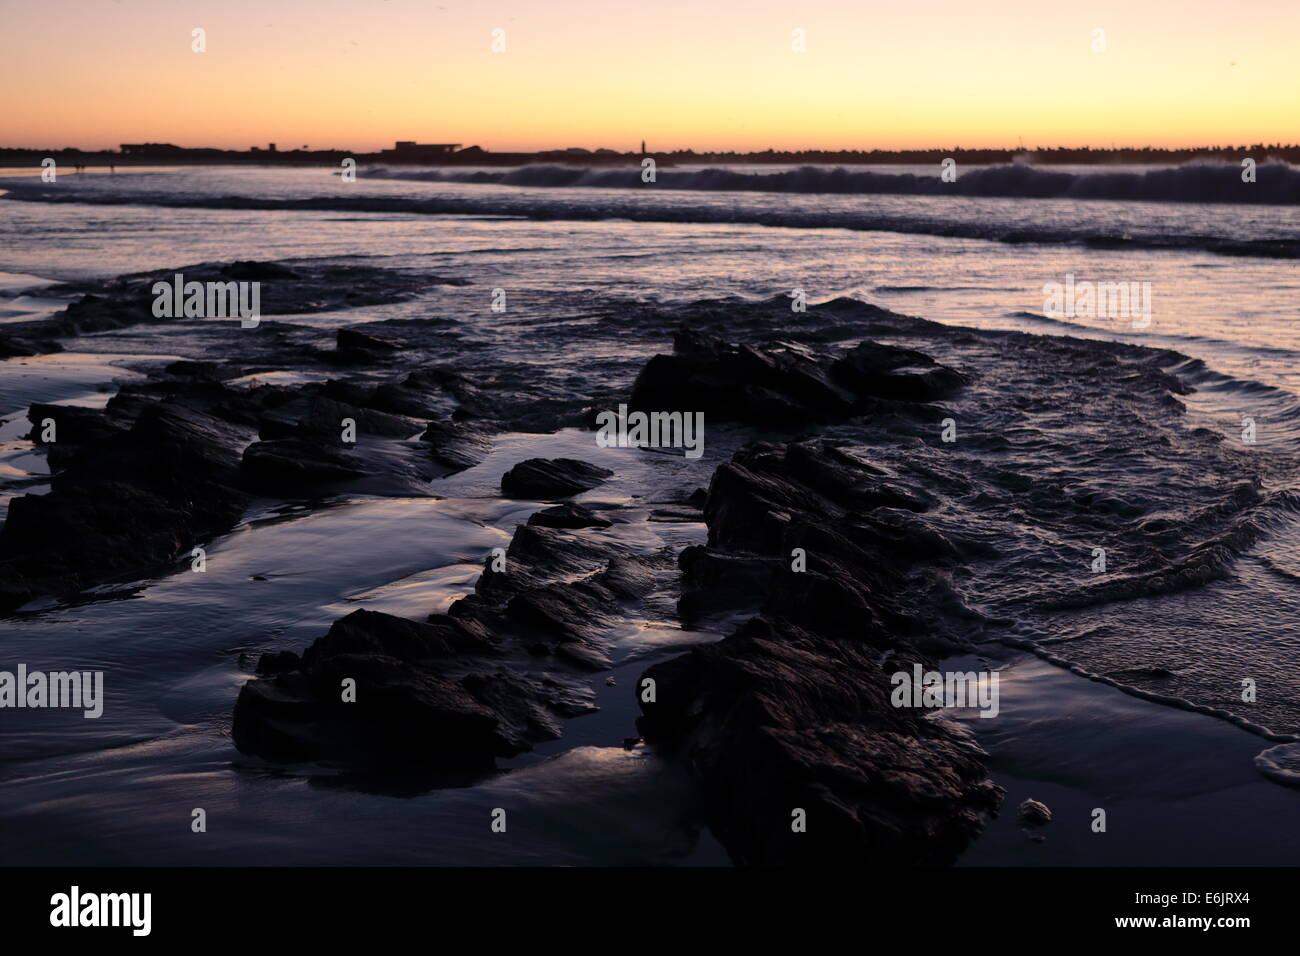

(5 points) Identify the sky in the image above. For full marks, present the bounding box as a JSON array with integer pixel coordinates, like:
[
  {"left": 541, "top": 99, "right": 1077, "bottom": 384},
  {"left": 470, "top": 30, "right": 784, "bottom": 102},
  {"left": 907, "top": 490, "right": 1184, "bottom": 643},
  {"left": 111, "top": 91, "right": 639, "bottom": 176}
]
[{"left": 2, "top": 0, "right": 1297, "bottom": 152}]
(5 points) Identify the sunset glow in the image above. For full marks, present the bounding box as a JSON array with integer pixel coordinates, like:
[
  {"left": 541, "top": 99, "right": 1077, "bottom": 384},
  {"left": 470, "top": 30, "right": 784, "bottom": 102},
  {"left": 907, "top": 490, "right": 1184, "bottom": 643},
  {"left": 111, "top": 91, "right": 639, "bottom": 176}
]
[{"left": 4, "top": 0, "right": 1297, "bottom": 152}]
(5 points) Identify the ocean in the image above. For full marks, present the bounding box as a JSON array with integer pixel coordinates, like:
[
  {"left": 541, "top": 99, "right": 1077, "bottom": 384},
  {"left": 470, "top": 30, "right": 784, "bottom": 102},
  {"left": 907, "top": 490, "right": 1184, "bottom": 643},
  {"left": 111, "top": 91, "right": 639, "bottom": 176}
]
[{"left": 1, "top": 162, "right": 1298, "bottom": 865}]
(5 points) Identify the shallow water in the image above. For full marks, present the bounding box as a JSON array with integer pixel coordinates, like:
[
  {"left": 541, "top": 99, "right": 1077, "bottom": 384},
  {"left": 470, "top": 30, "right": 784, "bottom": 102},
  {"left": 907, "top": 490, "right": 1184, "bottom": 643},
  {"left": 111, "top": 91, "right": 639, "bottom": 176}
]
[{"left": 0, "top": 423, "right": 729, "bottom": 864}]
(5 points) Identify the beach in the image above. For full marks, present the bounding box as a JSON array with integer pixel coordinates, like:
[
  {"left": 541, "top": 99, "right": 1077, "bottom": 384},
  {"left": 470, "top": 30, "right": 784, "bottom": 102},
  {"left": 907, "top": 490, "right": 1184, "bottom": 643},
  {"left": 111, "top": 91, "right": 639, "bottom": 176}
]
[{"left": 1, "top": 163, "right": 1298, "bottom": 865}]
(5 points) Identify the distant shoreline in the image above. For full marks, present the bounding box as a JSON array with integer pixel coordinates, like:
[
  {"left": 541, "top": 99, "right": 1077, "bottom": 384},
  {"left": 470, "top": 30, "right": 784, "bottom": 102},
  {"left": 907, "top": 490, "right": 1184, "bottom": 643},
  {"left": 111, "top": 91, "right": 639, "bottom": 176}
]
[{"left": 3, "top": 143, "right": 1298, "bottom": 169}]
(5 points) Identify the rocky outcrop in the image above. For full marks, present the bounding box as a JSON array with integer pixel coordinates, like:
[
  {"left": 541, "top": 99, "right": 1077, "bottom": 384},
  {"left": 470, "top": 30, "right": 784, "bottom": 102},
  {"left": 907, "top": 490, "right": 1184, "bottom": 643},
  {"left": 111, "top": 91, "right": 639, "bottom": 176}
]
[
  {"left": 232, "top": 504, "right": 667, "bottom": 771},
  {"left": 526, "top": 502, "right": 613, "bottom": 529},
  {"left": 0, "top": 330, "right": 62, "bottom": 357},
  {"left": 232, "top": 609, "right": 515, "bottom": 768},
  {"left": 0, "top": 353, "right": 491, "bottom": 610},
  {"left": 635, "top": 386, "right": 1001, "bottom": 864},
  {"left": 500, "top": 457, "right": 613, "bottom": 499},
  {"left": 627, "top": 329, "right": 966, "bottom": 426},
  {"left": 0, "top": 402, "right": 250, "bottom": 611},
  {"left": 639, "top": 616, "right": 1002, "bottom": 866},
  {"left": 3, "top": 260, "right": 449, "bottom": 349},
  {"left": 335, "top": 326, "right": 401, "bottom": 359}
]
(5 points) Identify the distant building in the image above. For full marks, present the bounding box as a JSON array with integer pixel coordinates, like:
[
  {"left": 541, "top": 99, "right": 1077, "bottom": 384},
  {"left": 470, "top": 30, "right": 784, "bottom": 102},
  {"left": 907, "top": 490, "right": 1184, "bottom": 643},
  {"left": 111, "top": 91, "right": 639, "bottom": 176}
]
[
  {"left": 119, "top": 143, "right": 184, "bottom": 155},
  {"left": 379, "top": 141, "right": 463, "bottom": 161}
]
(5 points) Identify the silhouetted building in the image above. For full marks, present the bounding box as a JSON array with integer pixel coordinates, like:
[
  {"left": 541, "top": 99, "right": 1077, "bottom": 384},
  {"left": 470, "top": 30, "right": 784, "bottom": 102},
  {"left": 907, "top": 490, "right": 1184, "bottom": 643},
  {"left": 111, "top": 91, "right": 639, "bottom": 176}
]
[
  {"left": 120, "top": 143, "right": 184, "bottom": 155},
  {"left": 380, "top": 141, "right": 462, "bottom": 160}
]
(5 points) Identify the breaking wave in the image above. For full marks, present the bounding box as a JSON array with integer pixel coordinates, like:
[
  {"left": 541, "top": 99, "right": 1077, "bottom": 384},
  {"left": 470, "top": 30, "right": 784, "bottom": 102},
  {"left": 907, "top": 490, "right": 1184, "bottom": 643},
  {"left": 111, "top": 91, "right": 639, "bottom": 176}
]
[
  {"left": 363, "top": 160, "right": 1300, "bottom": 205},
  {"left": 2, "top": 177, "right": 1297, "bottom": 260}
]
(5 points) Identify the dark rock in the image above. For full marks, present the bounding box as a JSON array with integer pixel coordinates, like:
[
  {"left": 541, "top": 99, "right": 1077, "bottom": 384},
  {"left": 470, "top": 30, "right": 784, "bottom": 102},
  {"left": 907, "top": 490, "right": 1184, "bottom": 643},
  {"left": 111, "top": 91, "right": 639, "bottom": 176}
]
[
  {"left": 255, "top": 650, "right": 301, "bottom": 675},
  {"left": 232, "top": 602, "right": 597, "bottom": 770},
  {"left": 629, "top": 331, "right": 855, "bottom": 426},
  {"left": 26, "top": 403, "right": 128, "bottom": 451},
  {"left": 831, "top": 340, "right": 968, "bottom": 401},
  {"left": 365, "top": 381, "right": 452, "bottom": 419},
  {"left": 1018, "top": 799, "right": 1053, "bottom": 827},
  {"left": 636, "top": 437, "right": 1003, "bottom": 865},
  {"left": 304, "top": 608, "right": 493, "bottom": 664},
  {"left": 677, "top": 545, "right": 780, "bottom": 623},
  {"left": 527, "top": 502, "right": 613, "bottom": 530},
  {"left": 256, "top": 393, "right": 419, "bottom": 440},
  {"left": 240, "top": 438, "right": 368, "bottom": 491},
  {"left": 337, "top": 327, "right": 401, "bottom": 353},
  {"left": 638, "top": 615, "right": 1001, "bottom": 866},
  {"left": 647, "top": 506, "right": 703, "bottom": 523},
  {"left": 419, "top": 418, "right": 492, "bottom": 473},
  {"left": 230, "top": 512, "right": 665, "bottom": 774},
  {"left": 0, "top": 331, "right": 63, "bottom": 357},
  {"left": 460, "top": 670, "right": 596, "bottom": 752},
  {"left": 627, "top": 330, "right": 966, "bottom": 426},
  {"left": 0, "top": 402, "right": 251, "bottom": 611},
  {"left": 232, "top": 661, "right": 508, "bottom": 766},
  {"left": 162, "top": 359, "right": 244, "bottom": 381},
  {"left": 220, "top": 260, "right": 300, "bottom": 281},
  {"left": 500, "top": 457, "right": 613, "bottom": 499},
  {"left": 6, "top": 260, "right": 433, "bottom": 350}
]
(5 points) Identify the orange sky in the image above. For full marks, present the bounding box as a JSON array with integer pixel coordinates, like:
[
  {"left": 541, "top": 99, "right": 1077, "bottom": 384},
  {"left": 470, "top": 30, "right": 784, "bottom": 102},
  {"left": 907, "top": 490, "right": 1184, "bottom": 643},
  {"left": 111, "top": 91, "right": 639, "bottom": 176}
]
[{"left": 3, "top": 0, "right": 1297, "bottom": 152}]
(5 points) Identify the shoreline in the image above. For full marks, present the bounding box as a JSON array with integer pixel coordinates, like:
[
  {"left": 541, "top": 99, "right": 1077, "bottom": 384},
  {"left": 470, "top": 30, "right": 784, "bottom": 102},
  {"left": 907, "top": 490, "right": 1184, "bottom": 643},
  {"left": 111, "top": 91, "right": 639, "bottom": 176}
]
[{"left": 952, "top": 651, "right": 1300, "bottom": 866}]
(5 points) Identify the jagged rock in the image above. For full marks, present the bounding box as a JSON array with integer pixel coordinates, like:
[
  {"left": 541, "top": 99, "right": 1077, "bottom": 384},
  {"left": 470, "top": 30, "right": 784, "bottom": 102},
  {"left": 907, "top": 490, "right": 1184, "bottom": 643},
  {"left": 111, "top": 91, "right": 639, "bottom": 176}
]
[
  {"left": 337, "top": 327, "right": 400, "bottom": 353},
  {"left": 304, "top": 608, "right": 492, "bottom": 663},
  {"left": 4, "top": 260, "right": 435, "bottom": 350},
  {"left": 460, "top": 670, "right": 596, "bottom": 751},
  {"left": 255, "top": 650, "right": 301, "bottom": 675},
  {"left": 231, "top": 511, "right": 662, "bottom": 772},
  {"left": 26, "top": 404, "right": 129, "bottom": 461},
  {"left": 637, "top": 437, "right": 1003, "bottom": 865},
  {"left": 629, "top": 330, "right": 854, "bottom": 425},
  {"left": 0, "top": 402, "right": 250, "bottom": 611},
  {"left": 419, "top": 418, "right": 492, "bottom": 473},
  {"left": 232, "top": 598, "right": 601, "bottom": 767},
  {"left": 627, "top": 330, "right": 966, "bottom": 426},
  {"left": 363, "top": 381, "right": 452, "bottom": 419},
  {"left": 527, "top": 503, "right": 613, "bottom": 529},
  {"left": 232, "top": 661, "right": 508, "bottom": 767},
  {"left": 0, "top": 331, "right": 62, "bottom": 357},
  {"left": 256, "top": 393, "right": 419, "bottom": 440},
  {"left": 500, "top": 457, "right": 613, "bottom": 499},
  {"left": 831, "top": 340, "right": 968, "bottom": 401},
  {"left": 241, "top": 437, "right": 368, "bottom": 491},
  {"left": 676, "top": 545, "right": 779, "bottom": 623},
  {"left": 638, "top": 616, "right": 1002, "bottom": 866}
]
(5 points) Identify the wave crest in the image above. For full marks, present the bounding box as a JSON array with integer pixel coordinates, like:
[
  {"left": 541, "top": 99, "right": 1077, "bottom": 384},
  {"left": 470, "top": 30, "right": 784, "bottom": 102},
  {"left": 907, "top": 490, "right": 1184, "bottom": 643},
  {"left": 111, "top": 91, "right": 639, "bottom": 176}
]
[{"left": 362, "top": 160, "right": 1300, "bottom": 205}]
